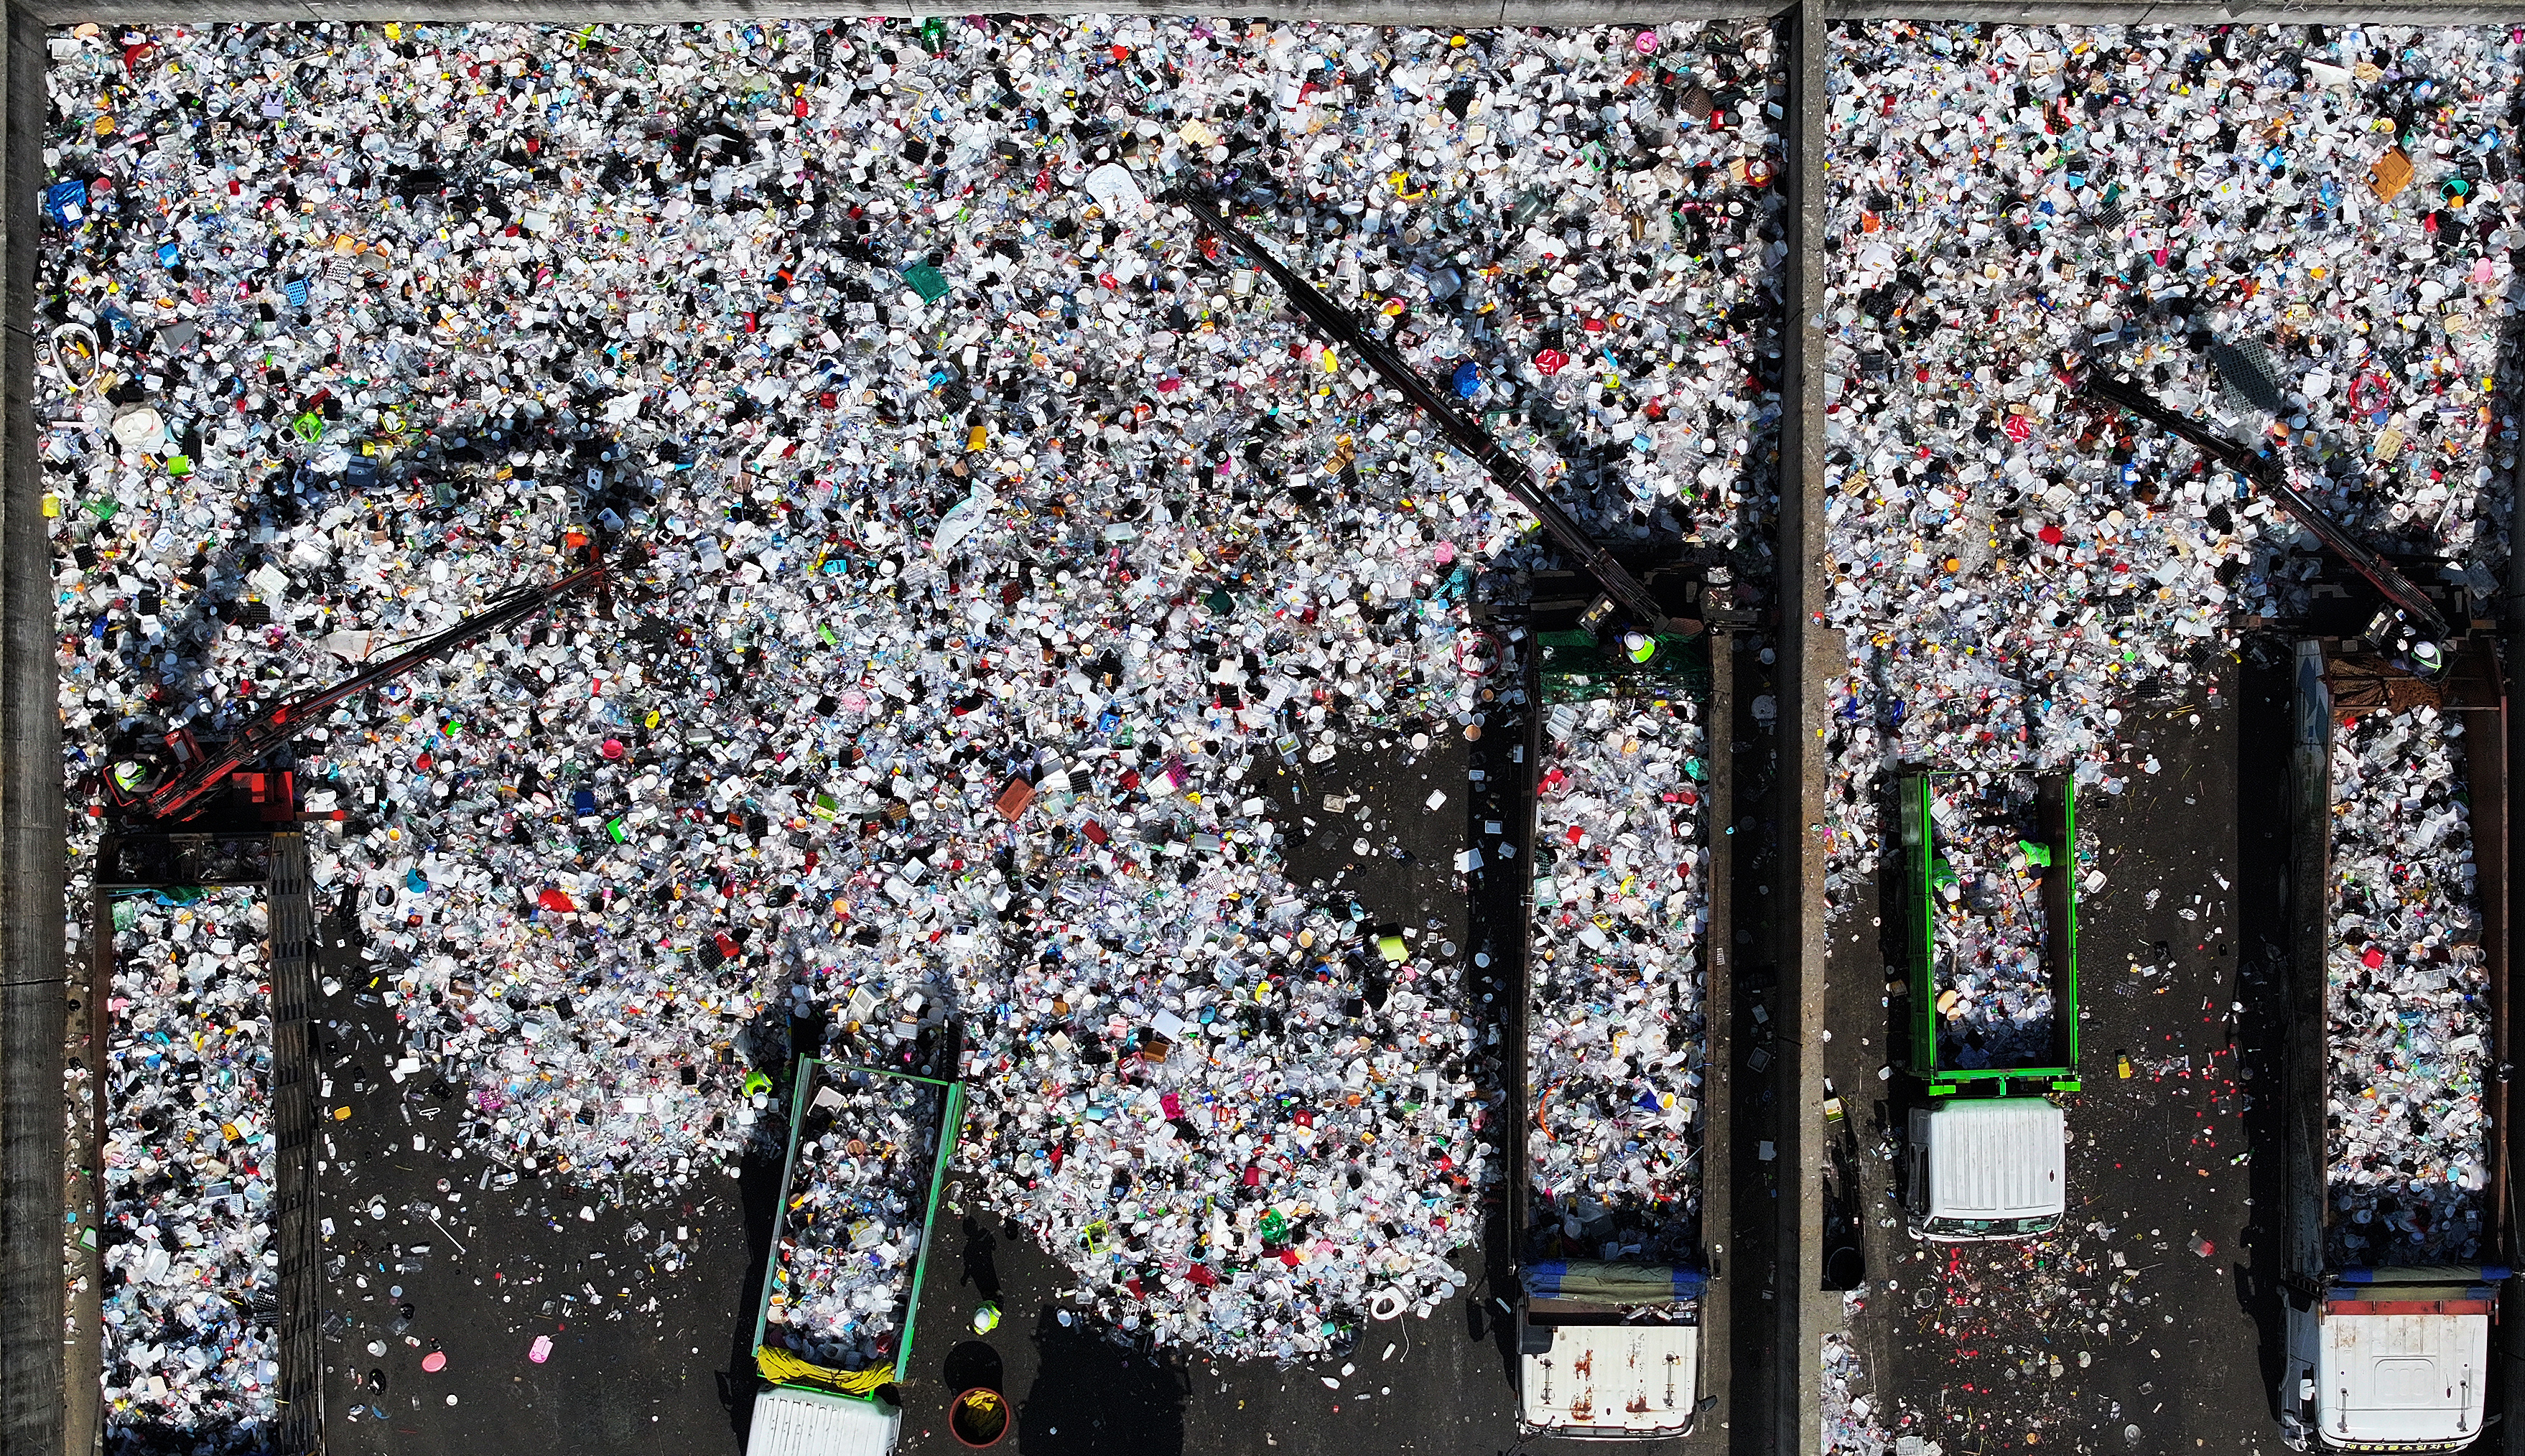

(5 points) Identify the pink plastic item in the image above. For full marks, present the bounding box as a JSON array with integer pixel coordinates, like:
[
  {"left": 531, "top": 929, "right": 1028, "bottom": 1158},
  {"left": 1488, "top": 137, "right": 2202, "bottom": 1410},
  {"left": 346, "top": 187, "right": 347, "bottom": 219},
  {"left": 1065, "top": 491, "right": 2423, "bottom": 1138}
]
[{"left": 528, "top": 1335, "right": 552, "bottom": 1363}]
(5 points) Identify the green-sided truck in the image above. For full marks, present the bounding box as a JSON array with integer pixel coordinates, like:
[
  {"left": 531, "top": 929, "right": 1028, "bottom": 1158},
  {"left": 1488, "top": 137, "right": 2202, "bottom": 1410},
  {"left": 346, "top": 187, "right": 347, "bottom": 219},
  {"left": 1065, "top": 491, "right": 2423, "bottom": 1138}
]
[
  {"left": 1897, "top": 770, "right": 2078, "bottom": 1243},
  {"left": 748, "top": 1057, "right": 964, "bottom": 1456}
]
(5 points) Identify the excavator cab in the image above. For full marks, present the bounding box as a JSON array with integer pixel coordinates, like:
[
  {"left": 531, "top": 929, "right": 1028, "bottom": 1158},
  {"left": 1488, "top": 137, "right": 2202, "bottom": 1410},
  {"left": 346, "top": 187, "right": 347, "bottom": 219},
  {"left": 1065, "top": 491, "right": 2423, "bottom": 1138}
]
[
  {"left": 101, "top": 729, "right": 190, "bottom": 809},
  {"left": 1525, "top": 567, "right": 1711, "bottom": 701},
  {"left": 102, "top": 726, "right": 300, "bottom": 829}
]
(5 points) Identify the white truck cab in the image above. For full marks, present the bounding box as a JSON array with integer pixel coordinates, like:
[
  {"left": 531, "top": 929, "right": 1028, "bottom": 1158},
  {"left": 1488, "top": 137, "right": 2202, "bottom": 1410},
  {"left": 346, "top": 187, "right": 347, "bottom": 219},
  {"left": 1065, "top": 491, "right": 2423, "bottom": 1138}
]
[
  {"left": 1905, "top": 1098, "right": 2066, "bottom": 1242},
  {"left": 2279, "top": 1270, "right": 2505, "bottom": 1452},
  {"left": 1517, "top": 1261, "right": 1703, "bottom": 1439}
]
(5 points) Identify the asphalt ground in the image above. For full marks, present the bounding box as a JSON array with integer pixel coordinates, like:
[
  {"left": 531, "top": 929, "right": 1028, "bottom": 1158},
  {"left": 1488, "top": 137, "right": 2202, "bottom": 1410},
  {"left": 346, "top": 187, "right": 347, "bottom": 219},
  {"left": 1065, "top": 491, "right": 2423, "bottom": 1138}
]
[
  {"left": 1723, "top": 627, "right": 1785, "bottom": 1456},
  {"left": 310, "top": 892, "right": 758, "bottom": 1456},
  {"left": 304, "top": 722, "right": 1536, "bottom": 1455},
  {"left": 1823, "top": 652, "right": 2292, "bottom": 1456}
]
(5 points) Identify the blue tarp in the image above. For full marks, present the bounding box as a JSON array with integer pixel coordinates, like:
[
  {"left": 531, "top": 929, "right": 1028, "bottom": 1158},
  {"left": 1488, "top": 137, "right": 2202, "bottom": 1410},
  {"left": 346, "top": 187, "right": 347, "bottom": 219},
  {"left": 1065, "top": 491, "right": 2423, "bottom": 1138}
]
[{"left": 1522, "top": 1261, "right": 1705, "bottom": 1303}]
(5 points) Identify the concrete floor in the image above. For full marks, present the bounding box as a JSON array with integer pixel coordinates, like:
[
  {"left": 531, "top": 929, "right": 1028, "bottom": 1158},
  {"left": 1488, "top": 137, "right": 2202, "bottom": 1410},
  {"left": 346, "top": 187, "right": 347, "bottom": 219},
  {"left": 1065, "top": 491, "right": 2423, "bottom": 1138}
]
[{"left": 1823, "top": 653, "right": 2293, "bottom": 1456}]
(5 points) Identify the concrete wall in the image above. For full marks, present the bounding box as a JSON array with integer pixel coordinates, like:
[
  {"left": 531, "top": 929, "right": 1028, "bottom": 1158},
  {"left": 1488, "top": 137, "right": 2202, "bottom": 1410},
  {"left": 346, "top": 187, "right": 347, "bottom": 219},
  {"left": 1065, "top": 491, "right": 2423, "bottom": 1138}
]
[
  {"left": 25, "top": 1, "right": 2525, "bottom": 24},
  {"left": 1775, "top": 11, "right": 1828, "bottom": 1456},
  {"left": 4, "top": 10, "right": 60, "bottom": 1456}
]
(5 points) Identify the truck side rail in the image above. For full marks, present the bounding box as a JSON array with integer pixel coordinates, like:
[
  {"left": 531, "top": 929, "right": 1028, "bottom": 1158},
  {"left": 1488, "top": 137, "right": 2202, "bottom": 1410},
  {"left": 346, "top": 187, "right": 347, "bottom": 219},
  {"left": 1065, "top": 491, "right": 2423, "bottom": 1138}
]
[
  {"left": 2284, "top": 640, "right": 2333, "bottom": 1287},
  {"left": 2037, "top": 776, "right": 2082, "bottom": 1093},
  {"left": 2450, "top": 642, "right": 2511, "bottom": 1271},
  {"left": 1902, "top": 773, "right": 1935, "bottom": 1085}
]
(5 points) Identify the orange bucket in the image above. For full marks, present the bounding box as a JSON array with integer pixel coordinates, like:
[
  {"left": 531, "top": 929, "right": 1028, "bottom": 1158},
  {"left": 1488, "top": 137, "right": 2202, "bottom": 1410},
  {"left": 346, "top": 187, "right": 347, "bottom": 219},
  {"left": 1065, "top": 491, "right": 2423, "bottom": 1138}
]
[{"left": 949, "top": 1387, "right": 1007, "bottom": 1450}]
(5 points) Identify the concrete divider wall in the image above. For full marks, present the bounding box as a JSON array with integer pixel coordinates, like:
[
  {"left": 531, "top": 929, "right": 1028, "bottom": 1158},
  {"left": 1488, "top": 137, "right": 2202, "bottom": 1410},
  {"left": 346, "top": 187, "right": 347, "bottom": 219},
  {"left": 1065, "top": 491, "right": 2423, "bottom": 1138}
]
[
  {"left": 1777, "top": 9, "right": 1828, "bottom": 1456},
  {"left": 5, "top": 10, "right": 60, "bottom": 1456}
]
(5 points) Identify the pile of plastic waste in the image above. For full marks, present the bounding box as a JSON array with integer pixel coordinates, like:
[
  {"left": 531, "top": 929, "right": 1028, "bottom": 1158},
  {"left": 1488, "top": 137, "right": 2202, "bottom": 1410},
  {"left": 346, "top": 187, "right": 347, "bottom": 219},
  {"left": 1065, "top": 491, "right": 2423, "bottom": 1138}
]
[
  {"left": 1928, "top": 773, "right": 2057, "bottom": 1070},
  {"left": 1820, "top": 22, "right": 2519, "bottom": 907},
  {"left": 2326, "top": 705, "right": 2489, "bottom": 1265},
  {"left": 43, "top": 17, "right": 1780, "bottom": 1361},
  {"left": 101, "top": 891, "right": 281, "bottom": 1449},
  {"left": 1526, "top": 692, "right": 1708, "bottom": 1264}
]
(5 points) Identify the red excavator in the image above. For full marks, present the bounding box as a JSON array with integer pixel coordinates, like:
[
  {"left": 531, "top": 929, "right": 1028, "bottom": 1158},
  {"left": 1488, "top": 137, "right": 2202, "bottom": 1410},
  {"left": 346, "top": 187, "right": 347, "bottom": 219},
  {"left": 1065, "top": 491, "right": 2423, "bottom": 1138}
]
[{"left": 101, "top": 552, "right": 610, "bottom": 827}]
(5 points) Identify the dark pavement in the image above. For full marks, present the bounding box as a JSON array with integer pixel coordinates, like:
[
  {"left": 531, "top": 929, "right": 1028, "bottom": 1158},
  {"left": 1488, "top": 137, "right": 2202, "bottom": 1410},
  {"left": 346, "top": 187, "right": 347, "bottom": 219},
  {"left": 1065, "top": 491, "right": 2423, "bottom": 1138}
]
[
  {"left": 309, "top": 891, "right": 763, "bottom": 1456},
  {"left": 888, "top": 1202, "right": 1517, "bottom": 1456},
  {"left": 1824, "top": 660, "right": 2289, "bottom": 1455}
]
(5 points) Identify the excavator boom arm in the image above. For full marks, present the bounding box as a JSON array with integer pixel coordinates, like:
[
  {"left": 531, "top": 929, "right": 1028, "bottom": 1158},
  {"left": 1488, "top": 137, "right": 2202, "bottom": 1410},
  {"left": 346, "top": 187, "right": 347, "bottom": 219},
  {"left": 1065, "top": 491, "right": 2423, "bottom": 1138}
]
[
  {"left": 129, "top": 564, "right": 607, "bottom": 822},
  {"left": 2080, "top": 374, "right": 2450, "bottom": 639},
  {"left": 1168, "top": 190, "right": 1669, "bottom": 633}
]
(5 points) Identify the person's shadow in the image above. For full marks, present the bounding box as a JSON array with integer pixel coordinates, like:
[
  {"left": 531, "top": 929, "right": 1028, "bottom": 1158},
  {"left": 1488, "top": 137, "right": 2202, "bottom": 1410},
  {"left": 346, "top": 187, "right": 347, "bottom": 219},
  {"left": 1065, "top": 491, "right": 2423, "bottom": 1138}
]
[
  {"left": 1016, "top": 1306, "right": 1189, "bottom": 1455},
  {"left": 959, "top": 1214, "right": 1003, "bottom": 1302},
  {"left": 942, "top": 1340, "right": 1005, "bottom": 1397}
]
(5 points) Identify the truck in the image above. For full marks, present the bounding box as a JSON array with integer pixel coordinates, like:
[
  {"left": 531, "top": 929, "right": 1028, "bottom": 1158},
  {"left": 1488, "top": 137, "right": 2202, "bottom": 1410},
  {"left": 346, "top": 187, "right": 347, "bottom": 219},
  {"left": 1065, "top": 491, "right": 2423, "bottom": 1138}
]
[
  {"left": 2279, "top": 637, "right": 2511, "bottom": 1453},
  {"left": 1897, "top": 769, "right": 2079, "bottom": 1243},
  {"left": 1510, "top": 602, "right": 1731, "bottom": 1439},
  {"left": 1164, "top": 187, "right": 1733, "bottom": 1438},
  {"left": 748, "top": 1056, "right": 965, "bottom": 1456}
]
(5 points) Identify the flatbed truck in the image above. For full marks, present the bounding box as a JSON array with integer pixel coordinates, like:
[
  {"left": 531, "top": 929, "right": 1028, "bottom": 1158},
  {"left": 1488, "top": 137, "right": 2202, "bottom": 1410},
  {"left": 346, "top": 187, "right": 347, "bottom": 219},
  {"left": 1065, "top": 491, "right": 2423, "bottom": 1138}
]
[{"left": 748, "top": 1056, "right": 964, "bottom": 1456}]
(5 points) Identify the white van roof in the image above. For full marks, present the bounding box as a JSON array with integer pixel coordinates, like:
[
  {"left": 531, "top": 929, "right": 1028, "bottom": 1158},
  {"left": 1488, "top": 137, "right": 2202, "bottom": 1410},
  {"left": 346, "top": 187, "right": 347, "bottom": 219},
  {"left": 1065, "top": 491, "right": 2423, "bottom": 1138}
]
[{"left": 1926, "top": 1098, "right": 2065, "bottom": 1223}]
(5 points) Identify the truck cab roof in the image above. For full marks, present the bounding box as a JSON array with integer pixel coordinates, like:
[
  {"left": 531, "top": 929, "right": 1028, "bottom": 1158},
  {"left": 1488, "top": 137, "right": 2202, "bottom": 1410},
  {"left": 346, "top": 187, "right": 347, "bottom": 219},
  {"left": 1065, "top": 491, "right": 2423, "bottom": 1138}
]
[
  {"left": 2315, "top": 1306, "right": 2488, "bottom": 1451},
  {"left": 1919, "top": 1098, "right": 2065, "bottom": 1231},
  {"left": 1519, "top": 1320, "right": 1698, "bottom": 1438},
  {"left": 746, "top": 1385, "right": 901, "bottom": 1456}
]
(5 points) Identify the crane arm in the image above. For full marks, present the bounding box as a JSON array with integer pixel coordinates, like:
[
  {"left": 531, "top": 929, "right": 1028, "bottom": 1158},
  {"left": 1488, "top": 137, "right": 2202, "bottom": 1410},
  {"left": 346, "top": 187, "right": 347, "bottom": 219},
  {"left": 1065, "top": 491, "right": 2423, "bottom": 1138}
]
[
  {"left": 2080, "top": 373, "right": 2450, "bottom": 640},
  {"left": 127, "top": 564, "right": 607, "bottom": 822},
  {"left": 1166, "top": 190, "right": 1670, "bottom": 633}
]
